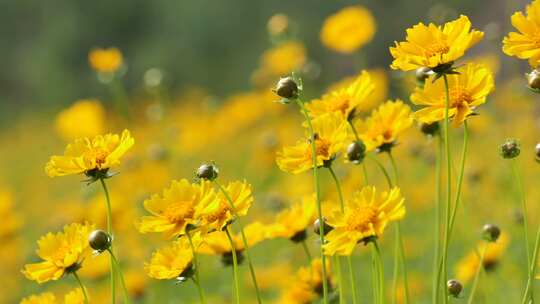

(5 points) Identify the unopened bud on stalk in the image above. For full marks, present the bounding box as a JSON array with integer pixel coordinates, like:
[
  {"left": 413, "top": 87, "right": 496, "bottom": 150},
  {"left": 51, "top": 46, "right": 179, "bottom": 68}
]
[
  {"left": 313, "top": 217, "right": 333, "bottom": 236},
  {"left": 420, "top": 122, "right": 439, "bottom": 137},
  {"left": 275, "top": 77, "right": 298, "bottom": 99},
  {"left": 415, "top": 67, "right": 433, "bottom": 84},
  {"left": 500, "top": 139, "right": 520, "bottom": 159},
  {"left": 535, "top": 143, "right": 540, "bottom": 162},
  {"left": 346, "top": 141, "right": 366, "bottom": 164},
  {"left": 482, "top": 224, "right": 500, "bottom": 242},
  {"left": 447, "top": 279, "right": 463, "bottom": 298},
  {"left": 88, "top": 230, "right": 112, "bottom": 252},
  {"left": 196, "top": 163, "right": 219, "bottom": 181},
  {"left": 527, "top": 69, "right": 540, "bottom": 90}
]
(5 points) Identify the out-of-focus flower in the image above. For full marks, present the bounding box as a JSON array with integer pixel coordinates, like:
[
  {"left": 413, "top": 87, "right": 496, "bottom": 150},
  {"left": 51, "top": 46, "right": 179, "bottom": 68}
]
[
  {"left": 20, "top": 292, "right": 56, "bottom": 304},
  {"left": 261, "top": 41, "right": 306, "bottom": 76},
  {"left": 267, "top": 195, "right": 317, "bottom": 240},
  {"left": 277, "top": 258, "right": 333, "bottom": 304},
  {"left": 22, "top": 222, "right": 95, "bottom": 283},
  {"left": 55, "top": 99, "right": 106, "bottom": 141},
  {"left": 320, "top": 6, "right": 376, "bottom": 54},
  {"left": 410, "top": 64, "right": 494, "bottom": 127},
  {"left": 63, "top": 288, "right": 85, "bottom": 304},
  {"left": 45, "top": 129, "right": 134, "bottom": 177},
  {"left": 390, "top": 15, "right": 483, "bottom": 71},
  {"left": 267, "top": 14, "right": 289, "bottom": 37},
  {"left": 0, "top": 189, "right": 22, "bottom": 238},
  {"left": 502, "top": 0, "right": 540, "bottom": 67},
  {"left": 145, "top": 236, "right": 197, "bottom": 280},
  {"left": 88, "top": 47, "right": 123, "bottom": 73},
  {"left": 323, "top": 186, "right": 405, "bottom": 255},
  {"left": 276, "top": 112, "right": 349, "bottom": 174},
  {"left": 355, "top": 100, "right": 413, "bottom": 152}
]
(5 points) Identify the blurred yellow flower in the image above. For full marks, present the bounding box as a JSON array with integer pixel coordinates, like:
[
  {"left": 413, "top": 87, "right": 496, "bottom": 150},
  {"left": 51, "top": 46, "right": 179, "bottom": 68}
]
[
  {"left": 267, "top": 195, "right": 317, "bottom": 240},
  {"left": 22, "top": 222, "right": 95, "bottom": 283},
  {"left": 0, "top": 189, "right": 22, "bottom": 238},
  {"left": 390, "top": 15, "right": 483, "bottom": 71},
  {"left": 88, "top": 47, "right": 123, "bottom": 73},
  {"left": 260, "top": 41, "right": 306, "bottom": 76},
  {"left": 320, "top": 6, "right": 376, "bottom": 54},
  {"left": 55, "top": 99, "right": 105, "bottom": 141},
  {"left": 355, "top": 100, "right": 413, "bottom": 151},
  {"left": 63, "top": 288, "right": 85, "bottom": 304},
  {"left": 20, "top": 292, "right": 56, "bottom": 304},
  {"left": 137, "top": 179, "right": 215, "bottom": 238},
  {"left": 145, "top": 236, "right": 197, "bottom": 280},
  {"left": 306, "top": 71, "right": 374, "bottom": 119},
  {"left": 278, "top": 258, "right": 333, "bottom": 304},
  {"left": 45, "top": 129, "right": 134, "bottom": 177},
  {"left": 327, "top": 69, "right": 388, "bottom": 113},
  {"left": 410, "top": 63, "right": 494, "bottom": 127},
  {"left": 503, "top": 0, "right": 540, "bottom": 67},
  {"left": 323, "top": 186, "right": 405, "bottom": 255},
  {"left": 276, "top": 112, "right": 349, "bottom": 174},
  {"left": 197, "top": 222, "right": 268, "bottom": 256}
]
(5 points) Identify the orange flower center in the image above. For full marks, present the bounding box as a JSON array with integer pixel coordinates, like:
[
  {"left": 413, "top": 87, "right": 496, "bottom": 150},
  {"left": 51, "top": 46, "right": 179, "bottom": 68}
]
[
  {"left": 382, "top": 130, "right": 393, "bottom": 141},
  {"left": 449, "top": 86, "right": 473, "bottom": 107},
  {"left": 163, "top": 201, "right": 195, "bottom": 224},
  {"left": 329, "top": 97, "right": 350, "bottom": 115},
  {"left": 346, "top": 205, "right": 378, "bottom": 231},
  {"left": 425, "top": 42, "right": 450, "bottom": 58},
  {"left": 94, "top": 150, "right": 108, "bottom": 167},
  {"left": 205, "top": 202, "right": 229, "bottom": 223},
  {"left": 314, "top": 138, "right": 331, "bottom": 158}
]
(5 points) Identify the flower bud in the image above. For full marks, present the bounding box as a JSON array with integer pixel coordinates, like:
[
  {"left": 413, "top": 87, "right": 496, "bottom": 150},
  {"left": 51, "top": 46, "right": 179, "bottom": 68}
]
[
  {"left": 482, "top": 224, "right": 500, "bottom": 242},
  {"left": 527, "top": 69, "right": 540, "bottom": 90},
  {"left": 535, "top": 143, "right": 540, "bottom": 162},
  {"left": 88, "top": 229, "right": 112, "bottom": 252},
  {"left": 415, "top": 67, "right": 433, "bottom": 83},
  {"left": 313, "top": 217, "right": 333, "bottom": 236},
  {"left": 347, "top": 141, "right": 366, "bottom": 164},
  {"left": 275, "top": 77, "right": 298, "bottom": 99},
  {"left": 420, "top": 122, "right": 439, "bottom": 137},
  {"left": 290, "top": 230, "right": 307, "bottom": 243},
  {"left": 196, "top": 163, "right": 219, "bottom": 181},
  {"left": 447, "top": 279, "right": 463, "bottom": 298},
  {"left": 500, "top": 139, "right": 520, "bottom": 159}
]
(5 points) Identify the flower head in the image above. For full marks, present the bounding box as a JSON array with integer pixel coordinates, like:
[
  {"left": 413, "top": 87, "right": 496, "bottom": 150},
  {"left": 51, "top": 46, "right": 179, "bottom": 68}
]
[
  {"left": 277, "top": 258, "right": 333, "bottom": 303},
  {"left": 323, "top": 186, "right": 405, "bottom": 255},
  {"left": 45, "top": 129, "right": 134, "bottom": 177},
  {"left": 354, "top": 100, "right": 413, "bottom": 152},
  {"left": 306, "top": 71, "right": 375, "bottom": 119},
  {"left": 137, "top": 179, "right": 215, "bottom": 238},
  {"left": 197, "top": 222, "right": 268, "bottom": 256},
  {"left": 410, "top": 64, "right": 494, "bottom": 127},
  {"left": 20, "top": 292, "right": 56, "bottom": 304},
  {"left": 22, "top": 222, "right": 95, "bottom": 283},
  {"left": 503, "top": 0, "right": 540, "bottom": 67},
  {"left": 145, "top": 236, "right": 197, "bottom": 280},
  {"left": 276, "top": 112, "right": 350, "bottom": 174},
  {"left": 390, "top": 15, "right": 483, "bottom": 71},
  {"left": 320, "top": 6, "right": 376, "bottom": 54},
  {"left": 88, "top": 47, "right": 123, "bottom": 73},
  {"left": 267, "top": 195, "right": 317, "bottom": 240},
  {"left": 55, "top": 99, "right": 106, "bottom": 141},
  {"left": 64, "top": 288, "right": 86, "bottom": 304}
]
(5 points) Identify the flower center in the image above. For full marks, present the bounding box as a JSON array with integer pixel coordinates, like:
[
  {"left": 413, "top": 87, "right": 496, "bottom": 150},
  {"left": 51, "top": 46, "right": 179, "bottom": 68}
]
[
  {"left": 425, "top": 42, "right": 450, "bottom": 58},
  {"left": 329, "top": 97, "right": 350, "bottom": 114},
  {"left": 346, "top": 205, "right": 377, "bottom": 231},
  {"left": 314, "top": 138, "right": 331, "bottom": 158},
  {"left": 382, "top": 130, "right": 393, "bottom": 141},
  {"left": 449, "top": 86, "right": 473, "bottom": 107},
  {"left": 205, "top": 202, "right": 229, "bottom": 223},
  {"left": 163, "top": 201, "right": 195, "bottom": 224},
  {"left": 94, "top": 150, "right": 108, "bottom": 167}
]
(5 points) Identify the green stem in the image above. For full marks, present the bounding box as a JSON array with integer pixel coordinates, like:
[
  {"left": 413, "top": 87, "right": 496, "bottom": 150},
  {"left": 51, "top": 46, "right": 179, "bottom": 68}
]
[
  {"left": 522, "top": 226, "right": 540, "bottom": 304},
  {"left": 348, "top": 120, "right": 361, "bottom": 142},
  {"left": 295, "top": 99, "right": 329, "bottom": 304},
  {"left": 447, "top": 121, "right": 469, "bottom": 238},
  {"left": 433, "top": 136, "right": 443, "bottom": 304},
  {"left": 335, "top": 256, "right": 345, "bottom": 304},
  {"left": 511, "top": 159, "right": 532, "bottom": 273},
  {"left": 302, "top": 240, "right": 312, "bottom": 264},
  {"left": 109, "top": 77, "right": 129, "bottom": 118},
  {"left": 73, "top": 272, "right": 89, "bottom": 304},
  {"left": 367, "top": 155, "right": 392, "bottom": 189},
  {"left": 108, "top": 249, "right": 130, "bottom": 304},
  {"left": 467, "top": 244, "right": 488, "bottom": 304},
  {"left": 441, "top": 74, "right": 452, "bottom": 304},
  {"left": 215, "top": 181, "right": 263, "bottom": 304},
  {"left": 225, "top": 227, "right": 241, "bottom": 304},
  {"left": 347, "top": 256, "right": 358, "bottom": 304},
  {"left": 372, "top": 248, "right": 380, "bottom": 304},
  {"left": 99, "top": 178, "right": 116, "bottom": 304},
  {"left": 373, "top": 241, "right": 385, "bottom": 304},
  {"left": 187, "top": 232, "right": 206, "bottom": 304}
]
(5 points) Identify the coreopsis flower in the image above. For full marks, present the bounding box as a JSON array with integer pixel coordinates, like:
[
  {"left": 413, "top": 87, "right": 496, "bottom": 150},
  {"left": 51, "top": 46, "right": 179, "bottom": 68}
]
[
  {"left": 137, "top": 179, "right": 216, "bottom": 238},
  {"left": 410, "top": 64, "right": 494, "bottom": 127},
  {"left": 55, "top": 99, "right": 106, "bottom": 141},
  {"left": 278, "top": 259, "right": 333, "bottom": 303},
  {"left": 320, "top": 6, "right": 376, "bottom": 54},
  {"left": 63, "top": 288, "right": 86, "bottom": 304},
  {"left": 306, "top": 71, "right": 375, "bottom": 120},
  {"left": 20, "top": 292, "right": 56, "bottom": 304},
  {"left": 455, "top": 233, "right": 510, "bottom": 283},
  {"left": 88, "top": 47, "right": 123, "bottom": 73},
  {"left": 145, "top": 236, "right": 198, "bottom": 280},
  {"left": 261, "top": 41, "right": 307, "bottom": 76},
  {"left": 323, "top": 186, "right": 405, "bottom": 255},
  {"left": 502, "top": 0, "right": 540, "bottom": 67},
  {"left": 354, "top": 100, "right": 413, "bottom": 152},
  {"left": 390, "top": 15, "right": 484, "bottom": 71},
  {"left": 22, "top": 222, "right": 95, "bottom": 283},
  {"left": 276, "top": 112, "right": 350, "bottom": 174},
  {"left": 0, "top": 189, "right": 22, "bottom": 238},
  {"left": 196, "top": 180, "right": 253, "bottom": 231},
  {"left": 267, "top": 195, "right": 317, "bottom": 241},
  {"left": 45, "top": 129, "right": 134, "bottom": 178}
]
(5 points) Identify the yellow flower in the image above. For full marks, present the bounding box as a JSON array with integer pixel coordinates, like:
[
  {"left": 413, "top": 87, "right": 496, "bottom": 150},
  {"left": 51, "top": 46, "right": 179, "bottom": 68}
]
[
  {"left": 278, "top": 258, "right": 333, "bottom": 304},
  {"left": 455, "top": 233, "right": 510, "bottom": 283},
  {"left": 276, "top": 112, "right": 350, "bottom": 174},
  {"left": 45, "top": 129, "right": 134, "bottom": 177},
  {"left": 88, "top": 47, "right": 123, "bottom": 73},
  {"left": 503, "top": 0, "right": 540, "bottom": 67},
  {"left": 410, "top": 64, "right": 494, "bottom": 127},
  {"left": 196, "top": 180, "right": 254, "bottom": 231},
  {"left": 327, "top": 69, "right": 388, "bottom": 113},
  {"left": 20, "top": 292, "right": 56, "bottom": 304},
  {"left": 261, "top": 41, "right": 306, "bottom": 76},
  {"left": 354, "top": 100, "right": 413, "bottom": 151},
  {"left": 55, "top": 99, "right": 106, "bottom": 141},
  {"left": 306, "top": 71, "right": 375, "bottom": 119},
  {"left": 320, "top": 6, "right": 376, "bottom": 54},
  {"left": 390, "top": 15, "right": 483, "bottom": 71},
  {"left": 0, "top": 189, "right": 22, "bottom": 238},
  {"left": 22, "top": 222, "right": 95, "bottom": 283},
  {"left": 63, "top": 289, "right": 85, "bottom": 304},
  {"left": 137, "top": 179, "right": 215, "bottom": 238},
  {"left": 323, "top": 186, "right": 405, "bottom": 255},
  {"left": 267, "top": 195, "right": 317, "bottom": 240},
  {"left": 144, "top": 236, "right": 197, "bottom": 280},
  {"left": 197, "top": 221, "right": 268, "bottom": 256}
]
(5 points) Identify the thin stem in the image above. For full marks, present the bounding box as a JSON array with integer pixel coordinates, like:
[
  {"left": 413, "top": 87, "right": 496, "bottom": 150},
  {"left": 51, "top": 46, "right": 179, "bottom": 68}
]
[
  {"left": 348, "top": 120, "right": 361, "bottom": 142},
  {"left": 302, "top": 240, "right": 312, "bottom": 263},
  {"left": 362, "top": 163, "right": 369, "bottom": 185},
  {"left": 187, "top": 232, "right": 206, "bottom": 304},
  {"left": 372, "top": 248, "right": 380, "bottom": 304},
  {"left": 373, "top": 241, "right": 385, "bottom": 304},
  {"left": 335, "top": 256, "right": 345, "bottom": 304},
  {"left": 214, "top": 181, "right": 262, "bottom": 304},
  {"left": 73, "top": 272, "right": 89, "bottom": 304},
  {"left": 447, "top": 121, "right": 469, "bottom": 238},
  {"left": 467, "top": 244, "right": 488, "bottom": 304},
  {"left": 433, "top": 135, "right": 443, "bottom": 304},
  {"left": 511, "top": 159, "right": 532, "bottom": 270},
  {"left": 367, "top": 155, "right": 392, "bottom": 188},
  {"left": 108, "top": 249, "right": 130, "bottom": 304},
  {"left": 295, "top": 99, "right": 329, "bottom": 304},
  {"left": 522, "top": 226, "right": 540, "bottom": 304},
  {"left": 347, "top": 256, "right": 358, "bottom": 304},
  {"left": 99, "top": 178, "right": 116, "bottom": 304},
  {"left": 441, "top": 74, "right": 452, "bottom": 304},
  {"left": 225, "top": 227, "right": 241, "bottom": 304}
]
